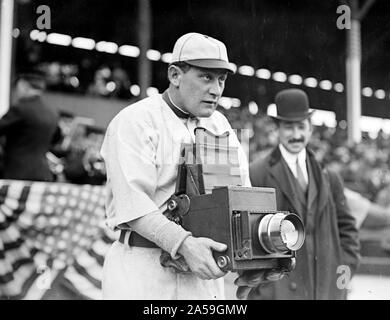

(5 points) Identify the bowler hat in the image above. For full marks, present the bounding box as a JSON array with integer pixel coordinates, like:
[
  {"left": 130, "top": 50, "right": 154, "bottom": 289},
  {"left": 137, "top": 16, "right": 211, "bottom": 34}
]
[
  {"left": 170, "top": 32, "right": 235, "bottom": 73},
  {"left": 272, "top": 89, "right": 314, "bottom": 122}
]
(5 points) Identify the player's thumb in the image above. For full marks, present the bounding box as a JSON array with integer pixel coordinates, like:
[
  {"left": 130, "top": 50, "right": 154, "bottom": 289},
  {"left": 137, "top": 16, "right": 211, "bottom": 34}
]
[{"left": 208, "top": 239, "right": 227, "bottom": 252}]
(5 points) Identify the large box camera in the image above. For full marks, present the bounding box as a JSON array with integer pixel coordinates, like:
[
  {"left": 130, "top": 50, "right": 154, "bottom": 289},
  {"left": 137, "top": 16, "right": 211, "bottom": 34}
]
[
  {"left": 165, "top": 128, "right": 305, "bottom": 272},
  {"left": 178, "top": 185, "right": 304, "bottom": 272}
]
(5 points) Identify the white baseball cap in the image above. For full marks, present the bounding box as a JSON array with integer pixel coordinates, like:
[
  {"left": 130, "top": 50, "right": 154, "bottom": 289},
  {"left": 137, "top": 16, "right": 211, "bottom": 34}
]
[{"left": 171, "top": 32, "right": 235, "bottom": 73}]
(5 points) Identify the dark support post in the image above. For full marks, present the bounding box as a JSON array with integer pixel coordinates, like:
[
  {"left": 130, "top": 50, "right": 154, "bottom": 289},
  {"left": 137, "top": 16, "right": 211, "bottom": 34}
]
[{"left": 138, "top": 0, "right": 152, "bottom": 99}]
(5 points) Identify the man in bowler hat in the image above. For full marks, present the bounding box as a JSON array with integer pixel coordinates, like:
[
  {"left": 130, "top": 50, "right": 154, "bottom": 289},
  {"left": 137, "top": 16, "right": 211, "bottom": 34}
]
[{"left": 248, "top": 89, "right": 360, "bottom": 299}]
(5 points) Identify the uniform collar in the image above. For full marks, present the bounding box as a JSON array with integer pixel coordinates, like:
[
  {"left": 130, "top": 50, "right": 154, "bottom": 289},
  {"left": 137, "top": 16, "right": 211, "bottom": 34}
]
[{"left": 162, "top": 90, "right": 197, "bottom": 120}]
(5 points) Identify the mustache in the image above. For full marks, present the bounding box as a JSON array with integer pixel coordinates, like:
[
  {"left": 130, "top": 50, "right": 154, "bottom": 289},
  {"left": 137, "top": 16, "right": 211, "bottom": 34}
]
[{"left": 288, "top": 138, "right": 304, "bottom": 144}]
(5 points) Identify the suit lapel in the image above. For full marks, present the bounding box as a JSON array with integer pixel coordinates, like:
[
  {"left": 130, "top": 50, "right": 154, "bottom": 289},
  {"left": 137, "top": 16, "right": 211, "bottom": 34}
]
[
  {"left": 284, "top": 160, "right": 307, "bottom": 208},
  {"left": 307, "top": 150, "right": 329, "bottom": 215},
  {"left": 268, "top": 148, "right": 303, "bottom": 216},
  {"left": 268, "top": 147, "right": 331, "bottom": 222},
  {"left": 306, "top": 157, "right": 318, "bottom": 211}
]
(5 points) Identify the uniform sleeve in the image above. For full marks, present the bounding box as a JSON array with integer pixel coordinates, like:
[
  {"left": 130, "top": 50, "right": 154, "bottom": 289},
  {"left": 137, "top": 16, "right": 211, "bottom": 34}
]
[
  {"left": 128, "top": 211, "right": 192, "bottom": 259},
  {"left": 101, "top": 112, "right": 161, "bottom": 226}
]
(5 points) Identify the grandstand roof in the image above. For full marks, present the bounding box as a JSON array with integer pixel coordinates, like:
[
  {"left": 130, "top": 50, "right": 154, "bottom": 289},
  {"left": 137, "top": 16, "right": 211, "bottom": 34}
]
[{"left": 16, "top": 0, "right": 390, "bottom": 118}]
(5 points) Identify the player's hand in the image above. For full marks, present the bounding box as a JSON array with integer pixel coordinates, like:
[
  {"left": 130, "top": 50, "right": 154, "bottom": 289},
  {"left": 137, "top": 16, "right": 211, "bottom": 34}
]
[
  {"left": 234, "top": 258, "right": 295, "bottom": 300},
  {"left": 160, "top": 250, "right": 190, "bottom": 273},
  {"left": 178, "top": 236, "right": 227, "bottom": 280}
]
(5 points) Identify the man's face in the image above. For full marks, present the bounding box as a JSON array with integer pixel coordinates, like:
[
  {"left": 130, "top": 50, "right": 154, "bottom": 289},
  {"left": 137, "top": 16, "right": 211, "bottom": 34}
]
[
  {"left": 174, "top": 66, "right": 227, "bottom": 117},
  {"left": 278, "top": 119, "right": 312, "bottom": 154}
]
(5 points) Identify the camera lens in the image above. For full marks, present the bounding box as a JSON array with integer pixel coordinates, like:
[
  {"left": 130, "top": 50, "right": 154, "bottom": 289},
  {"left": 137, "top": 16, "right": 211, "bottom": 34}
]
[
  {"left": 280, "top": 220, "right": 299, "bottom": 247},
  {"left": 257, "top": 212, "right": 305, "bottom": 254}
]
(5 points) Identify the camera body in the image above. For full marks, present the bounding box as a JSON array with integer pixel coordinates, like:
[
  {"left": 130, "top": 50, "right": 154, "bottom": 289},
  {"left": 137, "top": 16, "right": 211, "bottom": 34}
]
[
  {"left": 180, "top": 185, "right": 303, "bottom": 272},
  {"left": 164, "top": 127, "right": 305, "bottom": 272}
]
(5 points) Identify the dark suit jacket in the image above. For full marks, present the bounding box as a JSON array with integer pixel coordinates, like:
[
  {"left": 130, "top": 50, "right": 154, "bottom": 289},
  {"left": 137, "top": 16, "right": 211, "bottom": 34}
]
[
  {"left": 249, "top": 147, "right": 360, "bottom": 300},
  {"left": 0, "top": 96, "right": 59, "bottom": 181}
]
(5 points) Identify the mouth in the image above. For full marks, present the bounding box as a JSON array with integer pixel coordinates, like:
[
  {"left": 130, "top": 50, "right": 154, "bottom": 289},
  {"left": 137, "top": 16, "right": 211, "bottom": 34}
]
[
  {"left": 288, "top": 142, "right": 304, "bottom": 149},
  {"left": 289, "top": 140, "right": 304, "bottom": 145},
  {"left": 202, "top": 100, "right": 217, "bottom": 106}
]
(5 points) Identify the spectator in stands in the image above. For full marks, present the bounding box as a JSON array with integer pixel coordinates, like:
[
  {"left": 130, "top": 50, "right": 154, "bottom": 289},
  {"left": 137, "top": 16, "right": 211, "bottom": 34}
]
[
  {"left": 111, "top": 64, "right": 132, "bottom": 99},
  {"left": 0, "top": 68, "right": 60, "bottom": 181},
  {"left": 87, "top": 65, "right": 112, "bottom": 97},
  {"left": 63, "top": 125, "right": 106, "bottom": 185}
]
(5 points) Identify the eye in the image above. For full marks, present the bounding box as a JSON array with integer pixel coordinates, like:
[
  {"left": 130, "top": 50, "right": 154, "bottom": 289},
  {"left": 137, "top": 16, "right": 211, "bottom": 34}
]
[
  {"left": 201, "top": 74, "right": 212, "bottom": 81},
  {"left": 218, "top": 75, "right": 227, "bottom": 83},
  {"left": 298, "top": 124, "right": 306, "bottom": 130}
]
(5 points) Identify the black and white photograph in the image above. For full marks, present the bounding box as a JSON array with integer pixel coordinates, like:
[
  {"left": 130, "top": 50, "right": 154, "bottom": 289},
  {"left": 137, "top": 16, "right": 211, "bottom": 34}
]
[{"left": 0, "top": 0, "right": 389, "bottom": 306}]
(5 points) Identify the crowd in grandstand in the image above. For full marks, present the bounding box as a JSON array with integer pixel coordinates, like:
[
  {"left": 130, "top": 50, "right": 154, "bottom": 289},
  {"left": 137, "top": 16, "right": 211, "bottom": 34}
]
[
  {"left": 223, "top": 107, "right": 390, "bottom": 204},
  {"left": 1, "top": 63, "right": 390, "bottom": 207},
  {"left": 36, "top": 61, "right": 135, "bottom": 99},
  {"left": 26, "top": 60, "right": 390, "bottom": 204}
]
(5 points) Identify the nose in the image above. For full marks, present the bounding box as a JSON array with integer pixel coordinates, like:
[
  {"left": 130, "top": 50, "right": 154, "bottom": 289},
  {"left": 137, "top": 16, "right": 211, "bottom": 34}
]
[
  {"left": 209, "top": 79, "right": 223, "bottom": 97},
  {"left": 292, "top": 126, "right": 301, "bottom": 139}
]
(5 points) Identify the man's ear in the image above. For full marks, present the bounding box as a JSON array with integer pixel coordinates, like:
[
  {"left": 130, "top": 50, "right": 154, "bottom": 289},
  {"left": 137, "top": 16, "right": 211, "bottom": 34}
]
[{"left": 168, "top": 65, "right": 182, "bottom": 87}]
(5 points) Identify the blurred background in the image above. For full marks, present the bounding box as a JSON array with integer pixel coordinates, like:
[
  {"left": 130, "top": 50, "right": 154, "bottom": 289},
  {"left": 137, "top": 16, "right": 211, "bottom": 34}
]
[{"left": 1, "top": 0, "right": 390, "bottom": 300}]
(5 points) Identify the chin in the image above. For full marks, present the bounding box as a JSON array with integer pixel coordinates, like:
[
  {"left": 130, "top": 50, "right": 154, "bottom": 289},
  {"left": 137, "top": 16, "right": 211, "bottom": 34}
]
[
  {"left": 286, "top": 145, "right": 304, "bottom": 154},
  {"left": 202, "top": 110, "right": 215, "bottom": 118},
  {"left": 197, "top": 108, "right": 215, "bottom": 118}
]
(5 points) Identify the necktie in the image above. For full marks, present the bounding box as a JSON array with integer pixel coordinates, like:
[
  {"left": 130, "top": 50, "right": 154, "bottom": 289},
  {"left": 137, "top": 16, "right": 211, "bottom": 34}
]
[{"left": 296, "top": 159, "right": 307, "bottom": 193}]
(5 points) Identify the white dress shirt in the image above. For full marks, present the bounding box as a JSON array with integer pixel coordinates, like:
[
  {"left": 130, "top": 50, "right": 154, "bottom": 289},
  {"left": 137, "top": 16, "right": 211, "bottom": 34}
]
[{"left": 279, "top": 144, "right": 309, "bottom": 185}]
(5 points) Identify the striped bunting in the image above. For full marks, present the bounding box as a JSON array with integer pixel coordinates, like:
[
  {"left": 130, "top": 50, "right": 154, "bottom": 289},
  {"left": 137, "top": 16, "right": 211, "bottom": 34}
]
[{"left": 0, "top": 179, "right": 115, "bottom": 300}]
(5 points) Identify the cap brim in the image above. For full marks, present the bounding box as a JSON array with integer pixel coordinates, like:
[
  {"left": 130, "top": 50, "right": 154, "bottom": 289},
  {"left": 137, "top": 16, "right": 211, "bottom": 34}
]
[
  {"left": 270, "top": 110, "right": 315, "bottom": 122},
  {"left": 184, "top": 59, "right": 235, "bottom": 73}
]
